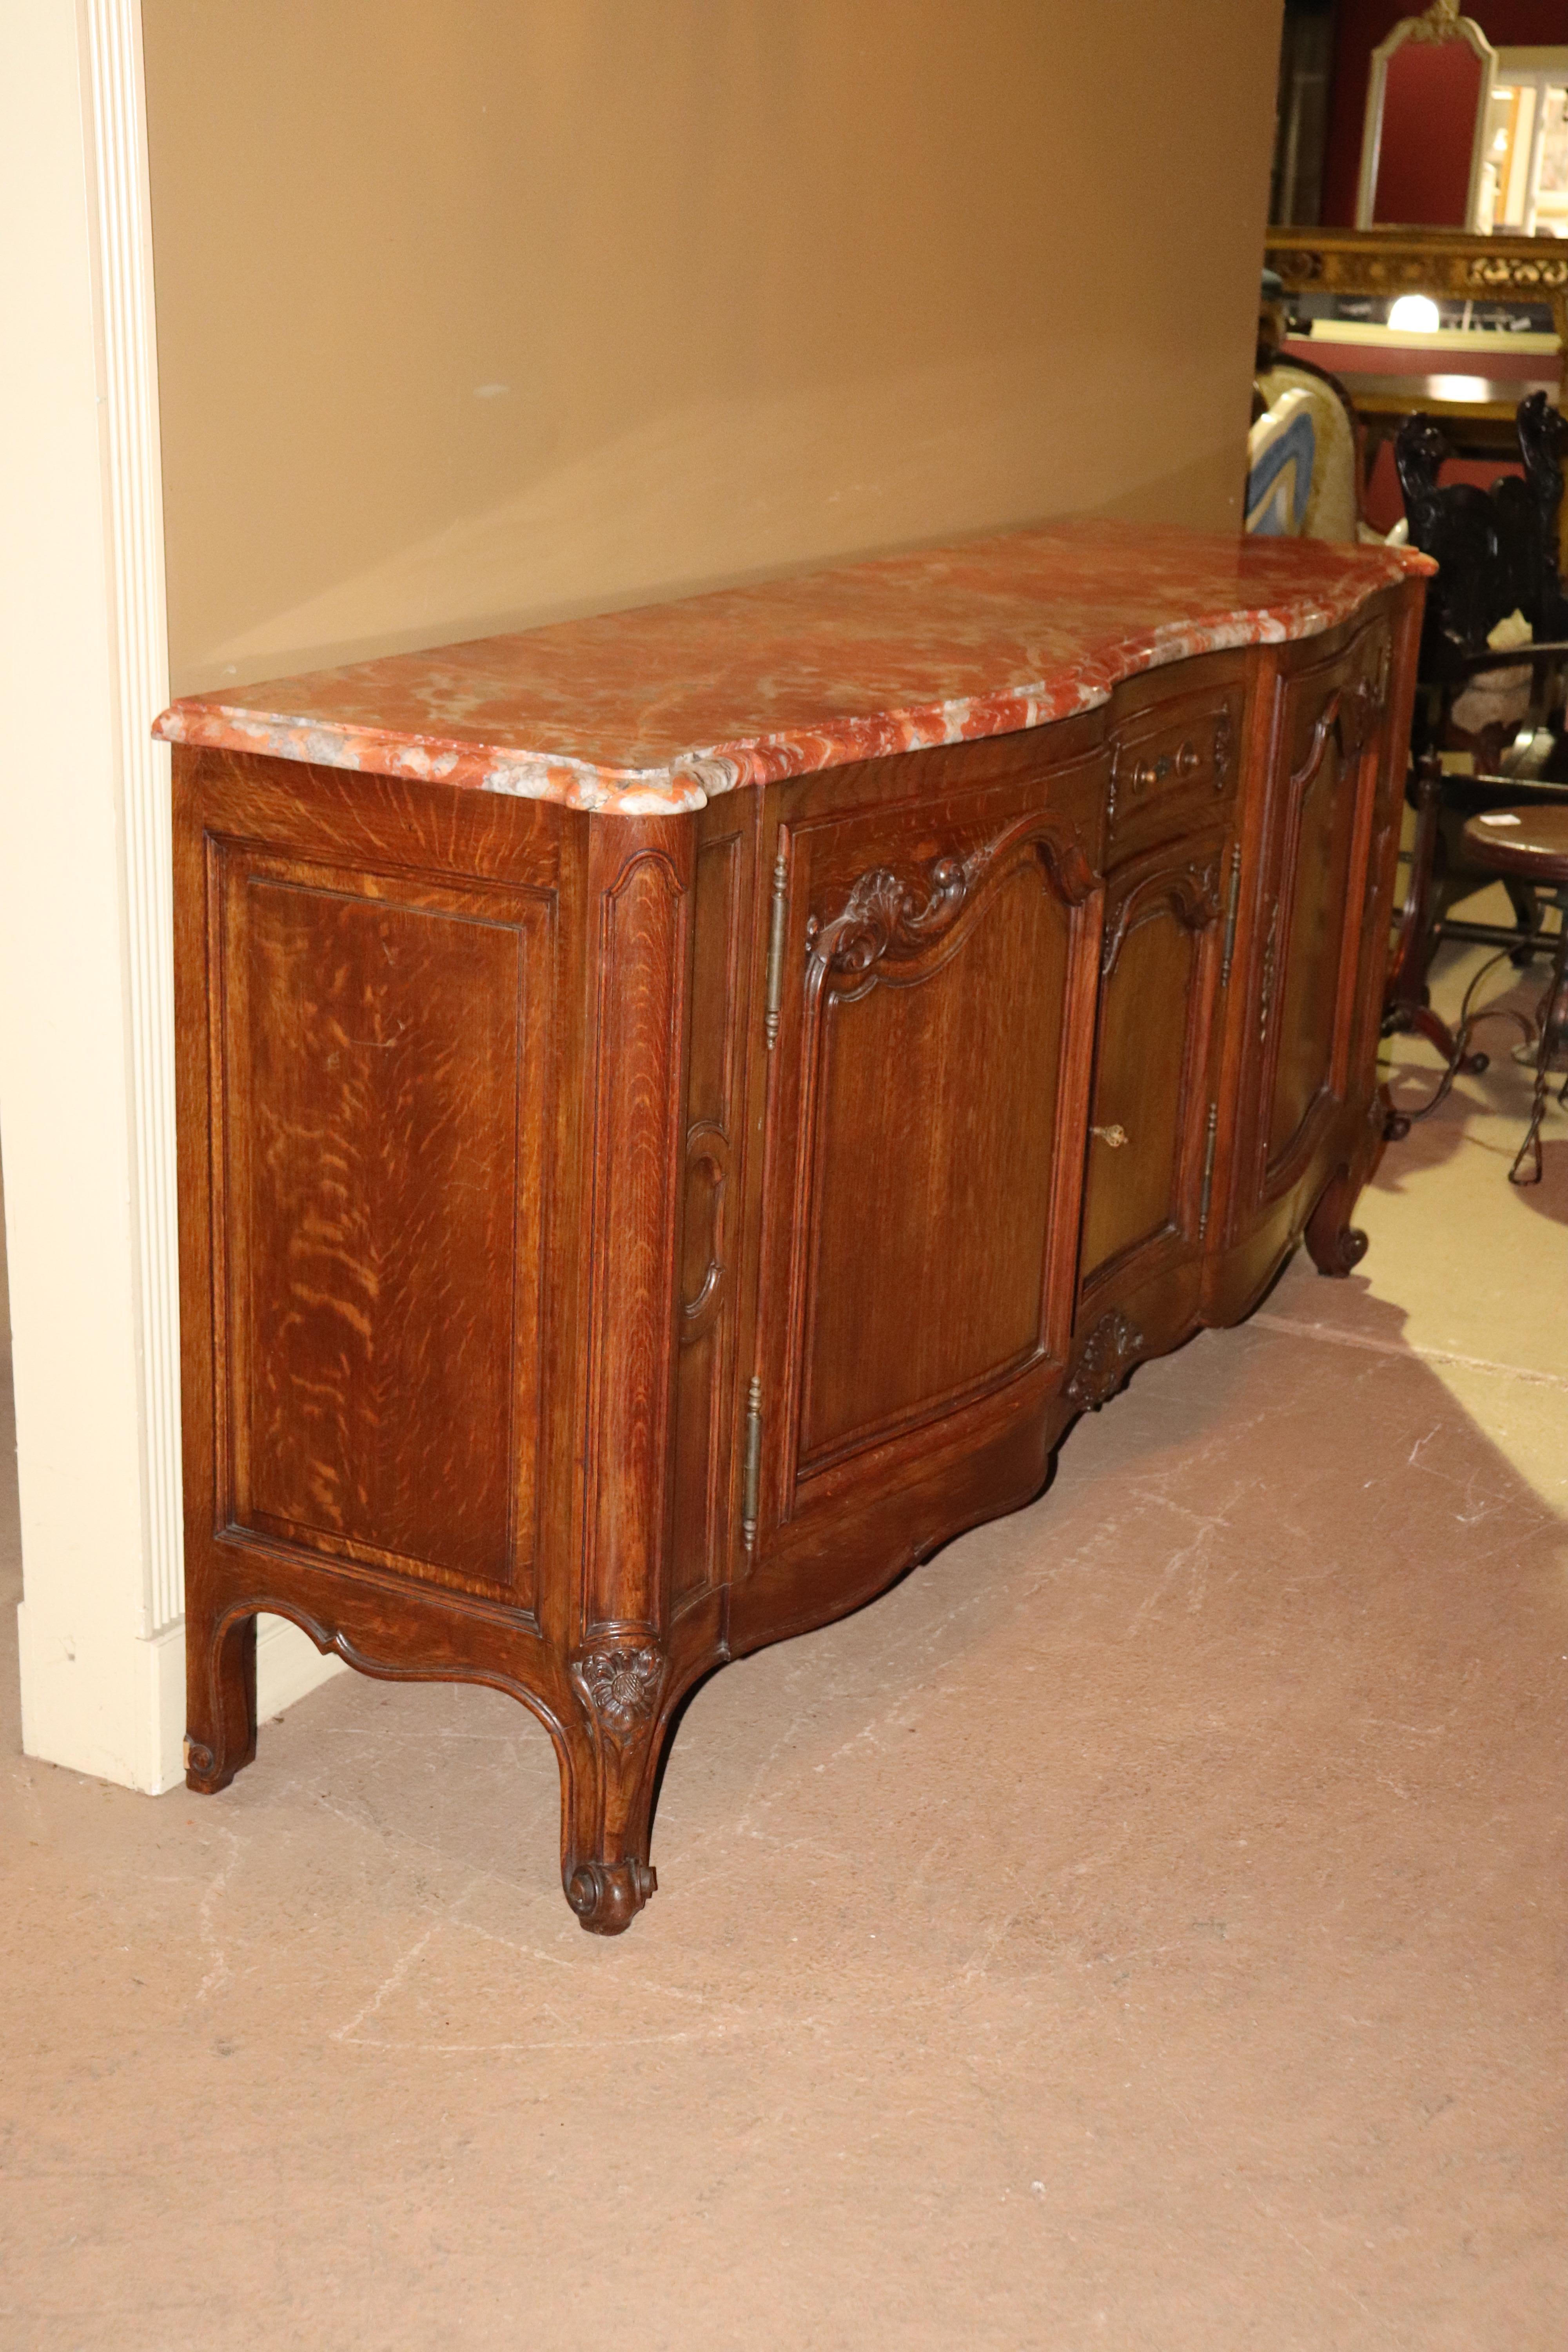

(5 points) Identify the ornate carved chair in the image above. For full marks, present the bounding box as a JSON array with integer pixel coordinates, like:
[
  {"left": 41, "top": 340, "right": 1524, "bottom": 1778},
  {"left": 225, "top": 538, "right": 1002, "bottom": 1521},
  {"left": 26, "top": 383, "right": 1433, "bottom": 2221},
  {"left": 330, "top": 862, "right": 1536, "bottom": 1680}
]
[
  {"left": 1383, "top": 391, "right": 1568, "bottom": 1073},
  {"left": 1250, "top": 288, "right": 1363, "bottom": 544}
]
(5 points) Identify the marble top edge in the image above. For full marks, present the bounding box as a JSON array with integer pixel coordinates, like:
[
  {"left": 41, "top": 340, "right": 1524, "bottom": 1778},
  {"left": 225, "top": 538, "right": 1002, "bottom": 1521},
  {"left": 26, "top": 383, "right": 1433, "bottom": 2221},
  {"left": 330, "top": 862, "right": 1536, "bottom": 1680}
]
[{"left": 152, "top": 524, "right": 1432, "bottom": 814}]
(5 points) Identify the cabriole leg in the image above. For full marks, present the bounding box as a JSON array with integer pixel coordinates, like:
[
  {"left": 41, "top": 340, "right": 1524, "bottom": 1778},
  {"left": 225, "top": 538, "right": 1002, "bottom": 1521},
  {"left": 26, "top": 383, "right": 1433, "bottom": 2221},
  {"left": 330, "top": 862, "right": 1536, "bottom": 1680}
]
[
  {"left": 185, "top": 1606, "right": 258, "bottom": 1792},
  {"left": 1304, "top": 1167, "right": 1369, "bottom": 1279},
  {"left": 558, "top": 1641, "right": 667, "bottom": 1935}
]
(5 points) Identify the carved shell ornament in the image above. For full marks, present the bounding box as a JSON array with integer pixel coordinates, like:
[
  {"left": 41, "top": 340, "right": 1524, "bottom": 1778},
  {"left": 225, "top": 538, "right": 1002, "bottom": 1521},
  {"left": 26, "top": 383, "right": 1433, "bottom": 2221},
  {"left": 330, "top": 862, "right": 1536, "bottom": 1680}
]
[{"left": 575, "top": 1644, "right": 663, "bottom": 1737}]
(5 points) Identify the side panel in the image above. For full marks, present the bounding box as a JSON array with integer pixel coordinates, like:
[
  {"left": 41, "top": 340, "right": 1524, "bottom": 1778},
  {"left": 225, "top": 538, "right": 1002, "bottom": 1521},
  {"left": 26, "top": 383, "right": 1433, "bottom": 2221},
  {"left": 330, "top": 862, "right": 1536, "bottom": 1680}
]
[
  {"left": 174, "top": 747, "right": 588, "bottom": 1701},
  {"left": 217, "top": 852, "right": 553, "bottom": 1610}
]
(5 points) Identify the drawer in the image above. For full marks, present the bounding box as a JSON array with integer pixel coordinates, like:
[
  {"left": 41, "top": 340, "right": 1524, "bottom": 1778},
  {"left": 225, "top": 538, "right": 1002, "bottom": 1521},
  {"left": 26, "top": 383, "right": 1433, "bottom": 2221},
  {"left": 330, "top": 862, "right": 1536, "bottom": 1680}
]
[{"left": 1107, "top": 676, "right": 1246, "bottom": 860}]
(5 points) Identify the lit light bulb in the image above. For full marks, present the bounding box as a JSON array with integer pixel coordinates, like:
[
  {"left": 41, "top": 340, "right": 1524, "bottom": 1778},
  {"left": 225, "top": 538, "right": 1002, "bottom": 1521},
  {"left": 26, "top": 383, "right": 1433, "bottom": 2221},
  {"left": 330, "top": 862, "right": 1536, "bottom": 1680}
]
[{"left": 1388, "top": 295, "right": 1441, "bottom": 334}]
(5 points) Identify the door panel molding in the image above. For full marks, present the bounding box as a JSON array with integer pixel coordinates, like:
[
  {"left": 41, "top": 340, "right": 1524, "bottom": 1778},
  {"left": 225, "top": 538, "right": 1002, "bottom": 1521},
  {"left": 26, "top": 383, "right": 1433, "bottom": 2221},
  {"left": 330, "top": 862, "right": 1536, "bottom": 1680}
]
[{"left": 757, "top": 779, "right": 1105, "bottom": 1546}]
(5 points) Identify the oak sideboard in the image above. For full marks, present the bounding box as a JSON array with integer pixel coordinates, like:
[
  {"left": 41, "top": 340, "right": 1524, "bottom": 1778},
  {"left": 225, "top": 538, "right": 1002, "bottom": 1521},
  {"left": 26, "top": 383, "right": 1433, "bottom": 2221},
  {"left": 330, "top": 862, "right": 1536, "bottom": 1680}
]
[{"left": 157, "top": 520, "right": 1430, "bottom": 1933}]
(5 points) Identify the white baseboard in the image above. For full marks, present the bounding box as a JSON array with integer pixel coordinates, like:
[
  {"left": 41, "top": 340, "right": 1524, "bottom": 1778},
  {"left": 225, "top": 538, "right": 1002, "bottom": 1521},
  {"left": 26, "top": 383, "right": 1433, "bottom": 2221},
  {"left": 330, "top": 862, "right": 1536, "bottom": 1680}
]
[
  {"left": 15, "top": 1605, "right": 345, "bottom": 1793},
  {"left": 16, "top": 1606, "right": 185, "bottom": 1792}
]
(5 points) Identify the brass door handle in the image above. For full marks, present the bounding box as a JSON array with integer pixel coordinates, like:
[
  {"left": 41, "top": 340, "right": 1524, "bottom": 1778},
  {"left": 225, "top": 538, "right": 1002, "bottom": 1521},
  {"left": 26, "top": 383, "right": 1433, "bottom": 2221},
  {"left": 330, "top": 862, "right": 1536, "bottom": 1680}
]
[{"left": 1091, "top": 1123, "right": 1130, "bottom": 1149}]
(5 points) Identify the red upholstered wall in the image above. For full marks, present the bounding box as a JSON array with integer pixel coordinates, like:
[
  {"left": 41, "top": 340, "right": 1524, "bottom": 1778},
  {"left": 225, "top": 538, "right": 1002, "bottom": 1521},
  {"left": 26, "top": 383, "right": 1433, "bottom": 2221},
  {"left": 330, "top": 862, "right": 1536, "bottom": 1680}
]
[{"left": 1320, "top": 2, "right": 1567, "bottom": 227}]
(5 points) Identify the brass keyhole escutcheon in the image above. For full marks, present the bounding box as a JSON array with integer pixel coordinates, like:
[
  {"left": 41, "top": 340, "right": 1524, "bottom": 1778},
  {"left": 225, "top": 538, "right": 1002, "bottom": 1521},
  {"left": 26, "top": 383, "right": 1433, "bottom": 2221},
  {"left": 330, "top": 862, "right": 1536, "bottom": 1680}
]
[{"left": 1091, "top": 1123, "right": 1129, "bottom": 1149}]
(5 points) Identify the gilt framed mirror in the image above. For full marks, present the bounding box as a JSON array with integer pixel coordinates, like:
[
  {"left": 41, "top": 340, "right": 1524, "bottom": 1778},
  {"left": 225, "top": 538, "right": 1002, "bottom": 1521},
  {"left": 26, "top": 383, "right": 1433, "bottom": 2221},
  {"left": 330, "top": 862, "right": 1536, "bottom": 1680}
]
[{"left": 1357, "top": 1, "right": 1495, "bottom": 231}]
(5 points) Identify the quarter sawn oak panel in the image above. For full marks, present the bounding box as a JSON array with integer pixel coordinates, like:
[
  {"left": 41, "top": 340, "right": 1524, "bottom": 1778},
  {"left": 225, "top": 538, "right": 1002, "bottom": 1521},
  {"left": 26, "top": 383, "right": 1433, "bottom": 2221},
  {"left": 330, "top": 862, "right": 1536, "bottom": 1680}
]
[
  {"left": 217, "top": 853, "right": 554, "bottom": 1604},
  {"left": 797, "top": 853, "right": 1070, "bottom": 1471}
]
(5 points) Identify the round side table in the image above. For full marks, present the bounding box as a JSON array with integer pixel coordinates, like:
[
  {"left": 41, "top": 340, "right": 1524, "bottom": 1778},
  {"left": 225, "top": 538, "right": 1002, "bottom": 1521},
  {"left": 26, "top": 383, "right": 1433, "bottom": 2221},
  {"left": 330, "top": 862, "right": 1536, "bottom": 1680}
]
[{"left": 1460, "top": 807, "right": 1568, "bottom": 1186}]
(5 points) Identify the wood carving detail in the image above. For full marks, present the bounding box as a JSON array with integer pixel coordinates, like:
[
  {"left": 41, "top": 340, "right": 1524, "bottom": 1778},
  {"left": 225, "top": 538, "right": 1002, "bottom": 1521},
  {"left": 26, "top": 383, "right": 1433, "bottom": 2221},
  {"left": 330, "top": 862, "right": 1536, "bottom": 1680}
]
[
  {"left": 807, "top": 856, "right": 969, "bottom": 983},
  {"left": 1066, "top": 1311, "right": 1145, "bottom": 1410},
  {"left": 572, "top": 1643, "right": 666, "bottom": 1747},
  {"left": 1267, "top": 237, "right": 1568, "bottom": 303},
  {"left": 1213, "top": 706, "right": 1236, "bottom": 793},
  {"left": 805, "top": 820, "right": 1096, "bottom": 1003},
  {"left": 1467, "top": 251, "right": 1568, "bottom": 294},
  {"left": 1403, "top": 0, "right": 1465, "bottom": 41},
  {"left": 1290, "top": 675, "right": 1384, "bottom": 789},
  {"left": 1101, "top": 859, "right": 1221, "bottom": 977}
]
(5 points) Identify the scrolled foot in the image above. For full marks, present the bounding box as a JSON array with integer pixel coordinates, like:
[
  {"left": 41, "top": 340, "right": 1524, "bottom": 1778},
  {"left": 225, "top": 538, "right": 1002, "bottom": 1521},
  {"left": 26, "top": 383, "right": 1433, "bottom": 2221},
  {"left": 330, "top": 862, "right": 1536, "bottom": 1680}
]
[
  {"left": 184, "top": 1610, "right": 258, "bottom": 1793},
  {"left": 184, "top": 1731, "right": 248, "bottom": 1795},
  {"left": 564, "top": 1858, "right": 657, "bottom": 1935},
  {"left": 1383, "top": 1109, "right": 1411, "bottom": 1143},
  {"left": 1310, "top": 1223, "right": 1368, "bottom": 1278}
]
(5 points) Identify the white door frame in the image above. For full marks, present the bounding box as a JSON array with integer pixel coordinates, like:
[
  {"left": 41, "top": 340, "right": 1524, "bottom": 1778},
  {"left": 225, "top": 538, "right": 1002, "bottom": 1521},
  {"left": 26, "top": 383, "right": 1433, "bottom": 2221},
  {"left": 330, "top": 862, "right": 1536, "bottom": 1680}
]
[{"left": 0, "top": 0, "right": 333, "bottom": 1792}]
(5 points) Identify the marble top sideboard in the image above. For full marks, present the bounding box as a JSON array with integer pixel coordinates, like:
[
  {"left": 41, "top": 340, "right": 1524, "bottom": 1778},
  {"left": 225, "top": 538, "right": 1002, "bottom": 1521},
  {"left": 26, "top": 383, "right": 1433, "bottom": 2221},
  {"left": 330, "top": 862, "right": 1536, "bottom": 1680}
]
[
  {"left": 169, "top": 518, "right": 1429, "bottom": 1933},
  {"left": 154, "top": 519, "right": 1430, "bottom": 815}
]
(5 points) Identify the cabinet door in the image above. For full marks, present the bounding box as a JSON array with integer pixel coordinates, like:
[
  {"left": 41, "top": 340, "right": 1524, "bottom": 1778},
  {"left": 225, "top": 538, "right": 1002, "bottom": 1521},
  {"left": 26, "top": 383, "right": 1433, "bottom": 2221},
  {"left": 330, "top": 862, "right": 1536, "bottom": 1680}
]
[
  {"left": 744, "top": 755, "right": 1105, "bottom": 1617},
  {"left": 1251, "top": 622, "right": 1391, "bottom": 1212},
  {"left": 1077, "top": 824, "right": 1228, "bottom": 1339}
]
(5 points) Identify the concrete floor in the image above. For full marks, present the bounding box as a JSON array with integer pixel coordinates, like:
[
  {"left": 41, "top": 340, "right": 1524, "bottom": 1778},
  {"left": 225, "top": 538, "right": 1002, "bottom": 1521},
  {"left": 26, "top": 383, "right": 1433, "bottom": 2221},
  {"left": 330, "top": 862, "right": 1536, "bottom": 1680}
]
[{"left": 2, "top": 907, "right": 1565, "bottom": 2350}]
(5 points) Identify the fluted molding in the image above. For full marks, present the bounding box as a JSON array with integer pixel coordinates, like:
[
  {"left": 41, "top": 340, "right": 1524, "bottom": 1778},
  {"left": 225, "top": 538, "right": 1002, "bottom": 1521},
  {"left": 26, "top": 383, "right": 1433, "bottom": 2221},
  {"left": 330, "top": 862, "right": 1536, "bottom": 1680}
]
[{"left": 81, "top": 0, "right": 182, "bottom": 1634}]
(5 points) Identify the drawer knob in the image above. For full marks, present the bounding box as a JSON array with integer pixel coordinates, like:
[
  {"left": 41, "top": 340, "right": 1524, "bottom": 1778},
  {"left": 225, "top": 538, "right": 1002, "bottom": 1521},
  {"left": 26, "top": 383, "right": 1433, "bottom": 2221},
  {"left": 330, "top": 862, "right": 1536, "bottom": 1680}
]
[
  {"left": 1091, "top": 1122, "right": 1130, "bottom": 1149},
  {"left": 1129, "top": 739, "right": 1199, "bottom": 794}
]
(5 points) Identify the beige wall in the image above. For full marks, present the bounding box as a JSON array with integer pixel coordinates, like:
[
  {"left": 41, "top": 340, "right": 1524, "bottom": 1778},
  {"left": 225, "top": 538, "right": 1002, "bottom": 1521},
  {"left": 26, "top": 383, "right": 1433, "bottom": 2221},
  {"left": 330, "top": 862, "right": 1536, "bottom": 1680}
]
[{"left": 145, "top": 1, "right": 1283, "bottom": 699}]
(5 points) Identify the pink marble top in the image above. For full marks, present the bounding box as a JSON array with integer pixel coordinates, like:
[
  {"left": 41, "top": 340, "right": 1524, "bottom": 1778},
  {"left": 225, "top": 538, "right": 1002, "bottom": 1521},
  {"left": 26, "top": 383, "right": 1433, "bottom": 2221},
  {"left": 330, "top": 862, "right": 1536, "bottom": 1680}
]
[{"left": 153, "top": 519, "right": 1432, "bottom": 817}]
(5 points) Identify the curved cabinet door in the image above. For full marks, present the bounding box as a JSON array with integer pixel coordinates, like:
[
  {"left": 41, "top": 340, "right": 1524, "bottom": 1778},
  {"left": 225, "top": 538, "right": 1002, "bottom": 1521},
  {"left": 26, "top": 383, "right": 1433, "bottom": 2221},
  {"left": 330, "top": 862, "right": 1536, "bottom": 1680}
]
[
  {"left": 1077, "top": 823, "right": 1229, "bottom": 1350},
  {"left": 1252, "top": 619, "right": 1392, "bottom": 1213},
  {"left": 735, "top": 756, "right": 1106, "bottom": 1644}
]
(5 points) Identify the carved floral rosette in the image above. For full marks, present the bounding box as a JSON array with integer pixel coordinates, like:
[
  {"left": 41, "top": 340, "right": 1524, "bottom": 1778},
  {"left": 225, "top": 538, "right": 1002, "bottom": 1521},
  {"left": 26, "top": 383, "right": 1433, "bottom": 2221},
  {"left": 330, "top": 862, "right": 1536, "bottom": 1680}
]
[{"left": 571, "top": 1642, "right": 666, "bottom": 1750}]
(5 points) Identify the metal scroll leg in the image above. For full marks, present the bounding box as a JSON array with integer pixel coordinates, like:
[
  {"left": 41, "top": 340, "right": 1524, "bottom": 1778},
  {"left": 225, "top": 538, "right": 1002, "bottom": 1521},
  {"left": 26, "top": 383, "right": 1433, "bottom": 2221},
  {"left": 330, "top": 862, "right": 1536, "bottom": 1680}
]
[{"left": 1509, "top": 926, "right": 1568, "bottom": 1188}]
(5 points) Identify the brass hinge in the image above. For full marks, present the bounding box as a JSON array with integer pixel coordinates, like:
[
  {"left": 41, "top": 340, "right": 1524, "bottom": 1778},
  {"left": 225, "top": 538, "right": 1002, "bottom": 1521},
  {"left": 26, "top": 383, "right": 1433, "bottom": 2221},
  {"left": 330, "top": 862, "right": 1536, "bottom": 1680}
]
[
  {"left": 764, "top": 847, "right": 789, "bottom": 1048},
  {"left": 1198, "top": 1101, "right": 1219, "bottom": 1240},
  {"left": 1220, "top": 844, "right": 1242, "bottom": 986},
  {"left": 1258, "top": 902, "right": 1280, "bottom": 1047},
  {"left": 741, "top": 1376, "right": 762, "bottom": 1551}
]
